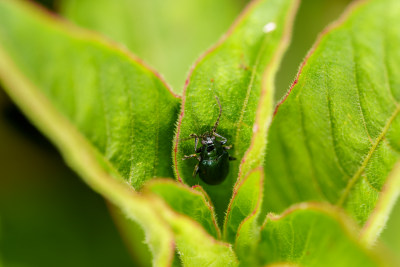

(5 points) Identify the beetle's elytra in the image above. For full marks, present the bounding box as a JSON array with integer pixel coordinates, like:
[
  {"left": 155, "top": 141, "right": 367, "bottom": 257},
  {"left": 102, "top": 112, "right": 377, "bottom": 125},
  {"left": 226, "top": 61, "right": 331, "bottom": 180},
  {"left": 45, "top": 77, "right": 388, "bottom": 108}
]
[{"left": 182, "top": 96, "right": 235, "bottom": 185}]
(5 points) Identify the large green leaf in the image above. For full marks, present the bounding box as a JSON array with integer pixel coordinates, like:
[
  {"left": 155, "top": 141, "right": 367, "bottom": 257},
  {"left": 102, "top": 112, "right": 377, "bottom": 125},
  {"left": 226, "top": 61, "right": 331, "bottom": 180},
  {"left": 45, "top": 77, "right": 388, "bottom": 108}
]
[
  {"left": 0, "top": 0, "right": 180, "bottom": 189},
  {"left": 257, "top": 203, "right": 388, "bottom": 267},
  {"left": 0, "top": 0, "right": 174, "bottom": 265},
  {"left": 173, "top": 0, "right": 299, "bottom": 219},
  {"left": 59, "top": 0, "right": 248, "bottom": 92},
  {"left": 262, "top": 0, "right": 400, "bottom": 232}
]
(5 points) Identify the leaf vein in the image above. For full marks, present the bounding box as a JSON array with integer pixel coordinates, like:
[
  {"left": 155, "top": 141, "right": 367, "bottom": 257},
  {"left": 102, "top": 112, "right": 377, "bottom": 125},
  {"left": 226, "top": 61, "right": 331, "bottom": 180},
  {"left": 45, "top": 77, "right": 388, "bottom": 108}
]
[
  {"left": 234, "top": 37, "right": 268, "bottom": 153},
  {"left": 350, "top": 35, "right": 374, "bottom": 144},
  {"left": 382, "top": 32, "right": 400, "bottom": 105},
  {"left": 123, "top": 76, "right": 135, "bottom": 185},
  {"left": 276, "top": 125, "right": 302, "bottom": 202},
  {"left": 98, "top": 72, "right": 112, "bottom": 159},
  {"left": 325, "top": 64, "right": 351, "bottom": 180},
  {"left": 337, "top": 105, "right": 400, "bottom": 206},
  {"left": 298, "top": 92, "right": 327, "bottom": 198},
  {"left": 383, "top": 137, "right": 400, "bottom": 154},
  {"left": 362, "top": 174, "right": 379, "bottom": 193}
]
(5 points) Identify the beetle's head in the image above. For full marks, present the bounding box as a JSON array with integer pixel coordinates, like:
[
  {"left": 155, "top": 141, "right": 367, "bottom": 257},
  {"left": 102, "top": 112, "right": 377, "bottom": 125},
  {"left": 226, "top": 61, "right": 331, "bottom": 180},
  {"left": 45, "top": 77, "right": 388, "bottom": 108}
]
[{"left": 201, "top": 132, "right": 215, "bottom": 146}]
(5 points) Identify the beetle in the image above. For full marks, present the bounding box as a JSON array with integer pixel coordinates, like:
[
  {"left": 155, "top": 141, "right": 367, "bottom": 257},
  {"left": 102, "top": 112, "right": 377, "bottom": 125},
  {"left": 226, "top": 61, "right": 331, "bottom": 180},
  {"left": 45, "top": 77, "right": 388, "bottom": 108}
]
[{"left": 182, "top": 96, "right": 235, "bottom": 185}]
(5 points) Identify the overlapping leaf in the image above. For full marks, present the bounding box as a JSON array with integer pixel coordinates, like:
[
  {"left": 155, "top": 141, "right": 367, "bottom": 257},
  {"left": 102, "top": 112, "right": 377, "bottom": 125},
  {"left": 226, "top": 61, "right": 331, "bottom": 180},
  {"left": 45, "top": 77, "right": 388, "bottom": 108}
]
[
  {"left": 149, "top": 196, "right": 238, "bottom": 267},
  {"left": 144, "top": 180, "right": 220, "bottom": 239},
  {"left": 223, "top": 167, "right": 264, "bottom": 266},
  {"left": 173, "top": 0, "right": 299, "bottom": 219},
  {"left": 258, "top": 204, "right": 387, "bottom": 266},
  {"left": 262, "top": 0, "right": 400, "bottom": 232},
  {"left": 224, "top": 168, "right": 263, "bottom": 243},
  {"left": 144, "top": 181, "right": 240, "bottom": 265}
]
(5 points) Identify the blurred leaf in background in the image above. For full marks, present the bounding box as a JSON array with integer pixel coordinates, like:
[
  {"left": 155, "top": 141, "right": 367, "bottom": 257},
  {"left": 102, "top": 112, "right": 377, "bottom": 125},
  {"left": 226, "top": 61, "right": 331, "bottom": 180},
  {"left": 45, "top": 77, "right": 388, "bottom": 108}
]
[
  {"left": 381, "top": 198, "right": 400, "bottom": 262},
  {"left": 59, "top": 0, "right": 249, "bottom": 92}
]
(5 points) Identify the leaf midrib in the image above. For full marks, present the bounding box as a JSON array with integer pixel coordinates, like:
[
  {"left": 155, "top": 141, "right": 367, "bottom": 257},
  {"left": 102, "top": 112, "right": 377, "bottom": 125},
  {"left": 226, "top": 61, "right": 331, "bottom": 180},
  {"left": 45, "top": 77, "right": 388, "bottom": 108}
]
[
  {"left": 234, "top": 36, "right": 269, "bottom": 155},
  {"left": 337, "top": 104, "right": 400, "bottom": 206}
]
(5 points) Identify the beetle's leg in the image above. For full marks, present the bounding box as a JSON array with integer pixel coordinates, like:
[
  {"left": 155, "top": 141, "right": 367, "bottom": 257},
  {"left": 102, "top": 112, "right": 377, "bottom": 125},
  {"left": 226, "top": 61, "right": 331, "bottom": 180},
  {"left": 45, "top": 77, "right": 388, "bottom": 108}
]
[
  {"left": 229, "top": 156, "right": 236, "bottom": 161},
  {"left": 191, "top": 134, "right": 200, "bottom": 152},
  {"left": 182, "top": 154, "right": 198, "bottom": 160},
  {"left": 193, "top": 163, "right": 200, "bottom": 178},
  {"left": 181, "top": 133, "right": 200, "bottom": 152},
  {"left": 213, "top": 132, "right": 227, "bottom": 144},
  {"left": 223, "top": 145, "right": 232, "bottom": 150},
  {"left": 212, "top": 96, "right": 222, "bottom": 133}
]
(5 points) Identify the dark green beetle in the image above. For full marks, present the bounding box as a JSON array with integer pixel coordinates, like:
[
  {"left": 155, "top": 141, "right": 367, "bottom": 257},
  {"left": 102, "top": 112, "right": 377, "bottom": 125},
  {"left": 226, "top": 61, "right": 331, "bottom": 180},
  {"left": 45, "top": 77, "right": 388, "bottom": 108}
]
[{"left": 182, "top": 96, "right": 235, "bottom": 185}]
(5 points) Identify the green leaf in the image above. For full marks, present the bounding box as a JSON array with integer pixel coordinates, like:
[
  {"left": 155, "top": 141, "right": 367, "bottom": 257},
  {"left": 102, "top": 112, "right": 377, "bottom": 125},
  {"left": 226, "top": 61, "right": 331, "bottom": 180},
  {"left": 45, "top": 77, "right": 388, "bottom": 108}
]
[
  {"left": 144, "top": 181, "right": 240, "bottom": 266},
  {"left": 144, "top": 179, "right": 221, "bottom": 239},
  {"left": 223, "top": 167, "right": 263, "bottom": 243},
  {"left": 0, "top": 2, "right": 241, "bottom": 266},
  {"left": 173, "top": 0, "right": 299, "bottom": 219},
  {"left": 223, "top": 167, "right": 264, "bottom": 266},
  {"left": 0, "top": 0, "right": 179, "bottom": 265},
  {"left": 153, "top": 198, "right": 238, "bottom": 267},
  {"left": 263, "top": 0, "right": 400, "bottom": 230},
  {"left": 257, "top": 203, "right": 388, "bottom": 267},
  {"left": 0, "top": 0, "right": 180, "bottom": 189},
  {"left": 59, "top": 0, "right": 247, "bottom": 92}
]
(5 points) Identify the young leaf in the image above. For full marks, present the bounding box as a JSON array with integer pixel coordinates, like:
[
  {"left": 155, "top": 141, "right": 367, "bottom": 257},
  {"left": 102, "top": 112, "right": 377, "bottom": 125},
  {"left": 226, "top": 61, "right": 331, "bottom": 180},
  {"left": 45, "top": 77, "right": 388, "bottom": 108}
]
[
  {"left": 150, "top": 197, "right": 238, "bottom": 267},
  {"left": 223, "top": 167, "right": 264, "bottom": 266},
  {"left": 59, "top": 0, "right": 247, "bottom": 91},
  {"left": 144, "top": 179, "right": 220, "bottom": 239},
  {"left": 263, "top": 0, "right": 400, "bottom": 229},
  {"left": 223, "top": 167, "right": 263, "bottom": 243},
  {"left": 0, "top": 0, "right": 180, "bottom": 189},
  {"left": 173, "top": 0, "right": 299, "bottom": 219},
  {"left": 257, "top": 203, "right": 388, "bottom": 267}
]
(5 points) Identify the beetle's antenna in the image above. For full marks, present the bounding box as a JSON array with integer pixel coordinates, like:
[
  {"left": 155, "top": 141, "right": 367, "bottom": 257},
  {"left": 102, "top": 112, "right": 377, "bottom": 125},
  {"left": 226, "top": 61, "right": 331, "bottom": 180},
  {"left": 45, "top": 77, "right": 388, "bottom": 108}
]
[
  {"left": 212, "top": 95, "right": 222, "bottom": 133},
  {"left": 177, "top": 134, "right": 198, "bottom": 143}
]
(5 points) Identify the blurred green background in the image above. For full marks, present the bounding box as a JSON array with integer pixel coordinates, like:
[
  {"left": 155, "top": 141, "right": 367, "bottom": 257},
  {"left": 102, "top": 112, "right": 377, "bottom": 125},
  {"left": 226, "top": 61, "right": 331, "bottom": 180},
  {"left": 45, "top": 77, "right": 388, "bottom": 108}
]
[{"left": 0, "top": 0, "right": 399, "bottom": 266}]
